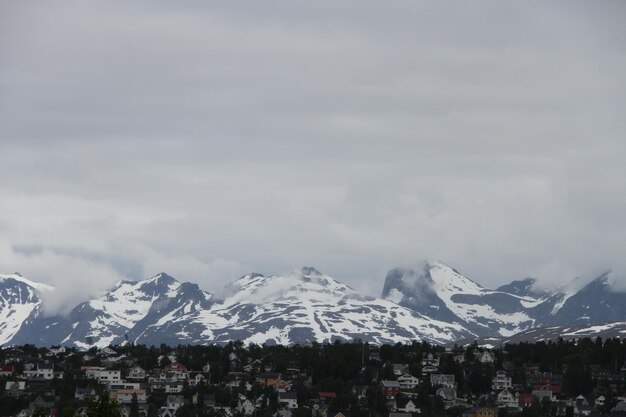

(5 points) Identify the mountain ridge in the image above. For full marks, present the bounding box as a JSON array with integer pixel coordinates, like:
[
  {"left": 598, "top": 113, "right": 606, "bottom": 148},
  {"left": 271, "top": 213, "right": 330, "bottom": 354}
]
[{"left": 1, "top": 263, "right": 625, "bottom": 348}]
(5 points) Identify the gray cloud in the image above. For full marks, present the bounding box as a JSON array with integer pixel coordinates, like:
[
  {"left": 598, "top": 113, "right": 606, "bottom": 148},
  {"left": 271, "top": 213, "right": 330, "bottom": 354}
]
[{"left": 1, "top": 1, "right": 625, "bottom": 314}]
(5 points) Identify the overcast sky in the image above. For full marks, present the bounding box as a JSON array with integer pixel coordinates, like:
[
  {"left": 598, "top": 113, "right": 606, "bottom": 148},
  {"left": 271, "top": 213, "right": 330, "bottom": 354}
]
[{"left": 1, "top": 1, "right": 625, "bottom": 314}]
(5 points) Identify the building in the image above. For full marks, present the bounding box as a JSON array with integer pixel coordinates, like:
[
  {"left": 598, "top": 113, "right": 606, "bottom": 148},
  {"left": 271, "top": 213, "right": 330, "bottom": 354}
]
[
  {"left": 431, "top": 374, "right": 455, "bottom": 388},
  {"left": 398, "top": 374, "right": 419, "bottom": 389},
  {"left": 492, "top": 370, "right": 512, "bottom": 390},
  {"left": 496, "top": 389, "right": 519, "bottom": 408},
  {"left": 278, "top": 392, "right": 298, "bottom": 409},
  {"left": 127, "top": 366, "right": 146, "bottom": 380},
  {"left": 113, "top": 389, "right": 147, "bottom": 404},
  {"left": 380, "top": 380, "right": 401, "bottom": 399}
]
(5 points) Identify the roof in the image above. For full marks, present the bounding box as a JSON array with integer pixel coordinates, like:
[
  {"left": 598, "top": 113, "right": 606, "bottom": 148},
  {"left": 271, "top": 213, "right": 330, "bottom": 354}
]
[
  {"left": 396, "top": 397, "right": 416, "bottom": 408},
  {"left": 381, "top": 380, "right": 401, "bottom": 388},
  {"left": 279, "top": 392, "right": 298, "bottom": 400}
]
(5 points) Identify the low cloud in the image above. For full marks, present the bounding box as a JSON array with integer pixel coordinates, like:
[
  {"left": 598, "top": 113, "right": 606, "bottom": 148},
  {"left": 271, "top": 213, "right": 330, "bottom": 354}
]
[{"left": 0, "top": 1, "right": 625, "bottom": 306}]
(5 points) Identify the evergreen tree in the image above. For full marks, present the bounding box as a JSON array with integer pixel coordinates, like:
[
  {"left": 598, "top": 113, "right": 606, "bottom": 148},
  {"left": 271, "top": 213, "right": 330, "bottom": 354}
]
[
  {"left": 130, "top": 393, "right": 139, "bottom": 417},
  {"left": 86, "top": 391, "right": 122, "bottom": 417}
]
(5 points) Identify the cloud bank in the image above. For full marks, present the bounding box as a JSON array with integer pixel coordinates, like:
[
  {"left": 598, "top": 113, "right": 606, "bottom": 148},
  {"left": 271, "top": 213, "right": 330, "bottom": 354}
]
[{"left": 1, "top": 1, "right": 625, "bottom": 314}]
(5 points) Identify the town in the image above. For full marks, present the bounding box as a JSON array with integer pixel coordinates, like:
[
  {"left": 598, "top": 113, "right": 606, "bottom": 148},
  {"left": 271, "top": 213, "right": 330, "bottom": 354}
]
[{"left": 1, "top": 338, "right": 625, "bottom": 417}]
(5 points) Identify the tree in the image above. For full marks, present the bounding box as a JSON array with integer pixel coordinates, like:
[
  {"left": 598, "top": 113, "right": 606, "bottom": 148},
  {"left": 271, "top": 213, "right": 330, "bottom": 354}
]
[
  {"left": 130, "top": 393, "right": 139, "bottom": 417},
  {"left": 86, "top": 391, "right": 122, "bottom": 417}
]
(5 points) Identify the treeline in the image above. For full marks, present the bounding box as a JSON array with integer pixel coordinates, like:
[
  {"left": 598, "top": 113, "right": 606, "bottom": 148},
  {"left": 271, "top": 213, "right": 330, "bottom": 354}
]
[{"left": 1, "top": 337, "right": 625, "bottom": 417}]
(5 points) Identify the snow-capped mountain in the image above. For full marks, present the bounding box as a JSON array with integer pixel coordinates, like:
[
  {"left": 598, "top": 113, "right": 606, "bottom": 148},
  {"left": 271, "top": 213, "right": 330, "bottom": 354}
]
[
  {"left": 382, "top": 262, "right": 540, "bottom": 337},
  {"left": 502, "top": 321, "right": 626, "bottom": 344},
  {"left": 9, "top": 273, "right": 214, "bottom": 349},
  {"left": 176, "top": 267, "right": 473, "bottom": 346},
  {"left": 4, "top": 268, "right": 472, "bottom": 348},
  {"left": 382, "top": 261, "right": 626, "bottom": 339},
  {"left": 2, "top": 263, "right": 626, "bottom": 348},
  {"left": 0, "top": 273, "right": 53, "bottom": 345}
]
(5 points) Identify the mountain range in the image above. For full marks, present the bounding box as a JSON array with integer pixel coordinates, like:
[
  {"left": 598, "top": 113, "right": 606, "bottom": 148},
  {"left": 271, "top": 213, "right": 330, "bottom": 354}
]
[{"left": 1, "top": 262, "right": 625, "bottom": 348}]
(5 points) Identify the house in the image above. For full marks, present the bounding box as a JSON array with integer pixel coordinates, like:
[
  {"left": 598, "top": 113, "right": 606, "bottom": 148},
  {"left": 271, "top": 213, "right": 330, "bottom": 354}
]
[
  {"left": 453, "top": 354, "right": 466, "bottom": 364},
  {"left": 188, "top": 372, "right": 205, "bottom": 387},
  {"left": 398, "top": 374, "right": 419, "bottom": 389},
  {"left": 5, "top": 381, "right": 27, "bottom": 397},
  {"left": 257, "top": 372, "right": 282, "bottom": 387},
  {"left": 192, "top": 393, "right": 216, "bottom": 408},
  {"left": 492, "top": 370, "right": 512, "bottom": 389},
  {"left": 496, "top": 388, "right": 519, "bottom": 408},
  {"left": 278, "top": 392, "right": 298, "bottom": 409},
  {"left": 163, "top": 363, "right": 189, "bottom": 380},
  {"left": 393, "top": 364, "right": 410, "bottom": 376},
  {"left": 380, "top": 380, "right": 401, "bottom": 399},
  {"left": 431, "top": 374, "right": 455, "bottom": 388},
  {"left": 395, "top": 396, "right": 419, "bottom": 413},
  {"left": 120, "top": 405, "right": 148, "bottom": 417},
  {"left": 113, "top": 388, "right": 147, "bottom": 404},
  {"left": 596, "top": 396, "right": 606, "bottom": 408},
  {"left": 99, "top": 347, "right": 117, "bottom": 356},
  {"left": 164, "top": 381, "right": 184, "bottom": 393},
  {"left": 422, "top": 353, "right": 440, "bottom": 367},
  {"left": 95, "top": 369, "right": 122, "bottom": 385},
  {"left": 238, "top": 395, "right": 256, "bottom": 416},
  {"left": 479, "top": 351, "right": 495, "bottom": 364},
  {"left": 532, "top": 384, "right": 556, "bottom": 401},
  {"left": 82, "top": 366, "right": 106, "bottom": 379},
  {"left": 436, "top": 387, "right": 457, "bottom": 407},
  {"left": 75, "top": 387, "right": 96, "bottom": 401},
  {"left": 421, "top": 364, "right": 439, "bottom": 376},
  {"left": 127, "top": 366, "right": 146, "bottom": 380},
  {"left": 49, "top": 346, "right": 67, "bottom": 355},
  {"left": 110, "top": 381, "right": 141, "bottom": 390},
  {"left": 0, "top": 364, "right": 15, "bottom": 376},
  {"left": 159, "top": 409, "right": 176, "bottom": 417},
  {"left": 318, "top": 392, "right": 337, "bottom": 406},
  {"left": 165, "top": 395, "right": 185, "bottom": 411},
  {"left": 326, "top": 412, "right": 350, "bottom": 417},
  {"left": 24, "top": 362, "right": 55, "bottom": 380}
]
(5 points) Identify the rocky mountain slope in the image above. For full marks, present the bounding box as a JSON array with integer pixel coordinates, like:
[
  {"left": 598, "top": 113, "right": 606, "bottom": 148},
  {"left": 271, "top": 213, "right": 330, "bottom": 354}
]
[
  {"left": 0, "top": 273, "right": 53, "bottom": 345},
  {"left": 381, "top": 261, "right": 625, "bottom": 339},
  {"left": 2, "top": 263, "right": 626, "bottom": 348}
]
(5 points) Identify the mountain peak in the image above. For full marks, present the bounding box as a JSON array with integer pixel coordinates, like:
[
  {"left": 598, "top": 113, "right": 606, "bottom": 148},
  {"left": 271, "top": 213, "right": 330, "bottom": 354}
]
[
  {"left": 300, "top": 266, "right": 322, "bottom": 277},
  {"left": 150, "top": 272, "right": 178, "bottom": 283},
  {"left": 0, "top": 273, "right": 54, "bottom": 292}
]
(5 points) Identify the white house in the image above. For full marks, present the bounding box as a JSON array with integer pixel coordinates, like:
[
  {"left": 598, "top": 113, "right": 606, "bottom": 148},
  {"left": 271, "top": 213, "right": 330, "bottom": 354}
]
[
  {"left": 238, "top": 395, "right": 256, "bottom": 416},
  {"left": 127, "top": 366, "right": 146, "bottom": 380},
  {"left": 398, "top": 374, "right": 419, "bottom": 390},
  {"left": 479, "top": 351, "right": 495, "bottom": 364},
  {"left": 23, "top": 363, "right": 55, "bottom": 380},
  {"left": 95, "top": 369, "right": 122, "bottom": 385},
  {"left": 431, "top": 374, "right": 455, "bottom": 388},
  {"left": 497, "top": 389, "right": 519, "bottom": 408},
  {"left": 422, "top": 353, "right": 440, "bottom": 367},
  {"left": 492, "top": 370, "right": 512, "bottom": 390},
  {"left": 165, "top": 395, "right": 185, "bottom": 411}
]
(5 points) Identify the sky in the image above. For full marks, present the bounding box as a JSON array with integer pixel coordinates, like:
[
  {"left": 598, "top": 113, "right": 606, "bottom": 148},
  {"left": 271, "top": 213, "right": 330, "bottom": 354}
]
[{"left": 1, "top": 1, "right": 625, "bottom": 315}]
